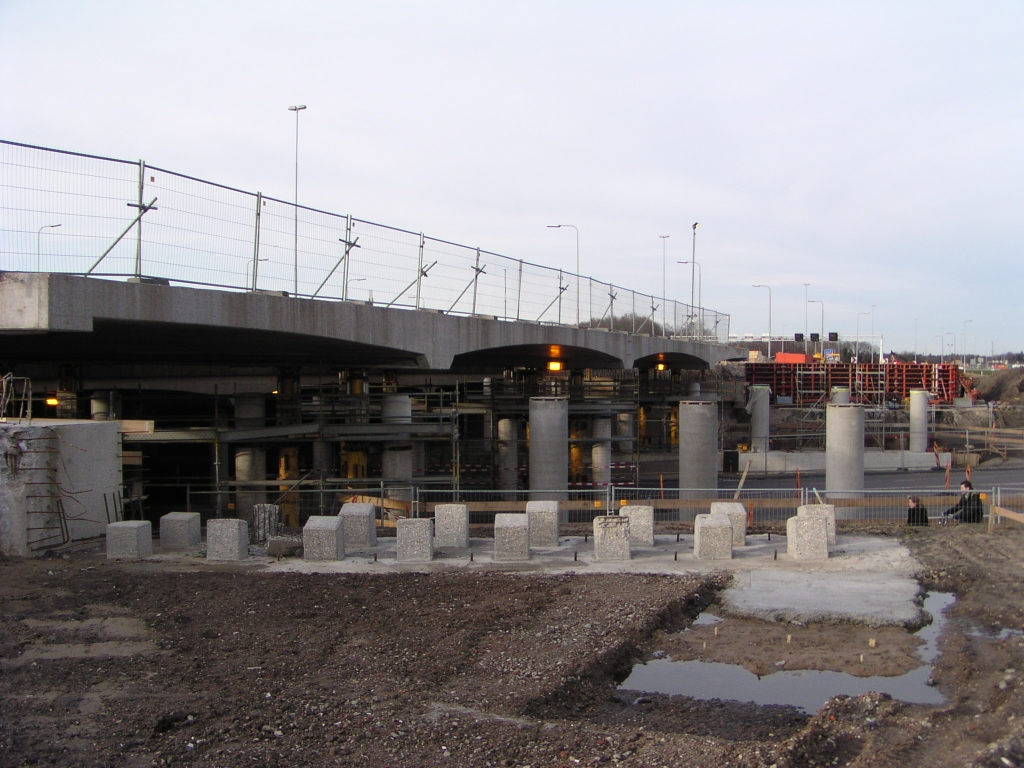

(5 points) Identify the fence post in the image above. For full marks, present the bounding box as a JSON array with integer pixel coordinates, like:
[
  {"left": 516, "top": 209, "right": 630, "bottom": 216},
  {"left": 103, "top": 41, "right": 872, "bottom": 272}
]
[
  {"left": 134, "top": 159, "right": 145, "bottom": 278},
  {"left": 415, "top": 233, "right": 425, "bottom": 309},
  {"left": 471, "top": 247, "right": 481, "bottom": 315},
  {"left": 251, "top": 192, "right": 262, "bottom": 291},
  {"left": 342, "top": 215, "right": 352, "bottom": 301}
]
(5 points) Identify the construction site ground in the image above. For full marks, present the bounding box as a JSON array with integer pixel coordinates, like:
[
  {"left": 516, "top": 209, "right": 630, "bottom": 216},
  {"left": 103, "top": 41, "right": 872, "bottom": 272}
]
[{"left": 4, "top": 523, "right": 1024, "bottom": 767}]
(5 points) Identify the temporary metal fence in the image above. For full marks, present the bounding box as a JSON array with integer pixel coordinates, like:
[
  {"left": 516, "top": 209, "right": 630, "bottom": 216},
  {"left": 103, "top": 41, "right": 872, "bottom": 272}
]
[
  {"left": 415, "top": 488, "right": 612, "bottom": 524},
  {"left": 0, "top": 139, "right": 729, "bottom": 341},
  {"left": 611, "top": 488, "right": 802, "bottom": 522}
]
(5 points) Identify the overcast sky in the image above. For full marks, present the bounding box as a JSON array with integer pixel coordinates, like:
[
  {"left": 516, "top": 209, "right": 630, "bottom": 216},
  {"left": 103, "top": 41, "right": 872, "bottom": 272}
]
[{"left": 2, "top": 1, "right": 1022, "bottom": 355}]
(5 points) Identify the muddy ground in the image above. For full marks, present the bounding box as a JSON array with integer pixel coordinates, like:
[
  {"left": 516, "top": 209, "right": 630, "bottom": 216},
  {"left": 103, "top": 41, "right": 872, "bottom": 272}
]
[{"left": 3, "top": 524, "right": 1024, "bottom": 767}]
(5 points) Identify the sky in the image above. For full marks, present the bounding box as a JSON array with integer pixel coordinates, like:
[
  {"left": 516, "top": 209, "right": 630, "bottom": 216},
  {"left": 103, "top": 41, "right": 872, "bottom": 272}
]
[{"left": 2, "top": 1, "right": 1022, "bottom": 356}]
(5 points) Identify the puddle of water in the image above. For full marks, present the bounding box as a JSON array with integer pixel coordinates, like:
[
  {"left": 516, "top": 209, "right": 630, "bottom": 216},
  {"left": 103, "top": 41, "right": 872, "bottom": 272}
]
[
  {"left": 968, "top": 626, "right": 1024, "bottom": 641},
  {"left": 691, "top": 613, "right": 723, "bottom": 627},
  {"left": 620, "top": 592, "right": 953, "bottom": 714}
]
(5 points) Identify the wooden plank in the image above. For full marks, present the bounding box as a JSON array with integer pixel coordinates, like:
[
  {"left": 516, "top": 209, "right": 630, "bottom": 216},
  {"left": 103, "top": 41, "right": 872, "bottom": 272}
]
[{"left": 991, "top": 505, "right": 1024, "bottom": 526}]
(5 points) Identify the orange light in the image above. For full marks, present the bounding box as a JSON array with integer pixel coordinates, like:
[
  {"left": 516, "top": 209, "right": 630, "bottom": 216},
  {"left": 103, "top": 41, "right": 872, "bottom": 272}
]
[
  {"left": 271, "top": 390, "right": 279, "bottom": 395},
  {"left": 45, "top": 397, "right": 59, "bottom": 406},
  {"left": 547, "top": 361, "right": 563, "bottom": 372},
  {"left": 656, "top": 363, "right": 666, "bottom": 372}
]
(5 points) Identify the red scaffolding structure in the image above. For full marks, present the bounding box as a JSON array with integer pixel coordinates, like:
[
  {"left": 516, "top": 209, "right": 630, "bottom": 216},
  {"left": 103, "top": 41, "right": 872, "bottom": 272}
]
[{"left": 744, "top": 362, "right": 963, "bottom": 406}]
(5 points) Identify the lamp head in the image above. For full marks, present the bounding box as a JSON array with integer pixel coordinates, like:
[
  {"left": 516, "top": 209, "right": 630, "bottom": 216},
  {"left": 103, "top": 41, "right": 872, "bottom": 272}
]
[{"left": 288, "top": 104, "right": 307, "bottom": 112}]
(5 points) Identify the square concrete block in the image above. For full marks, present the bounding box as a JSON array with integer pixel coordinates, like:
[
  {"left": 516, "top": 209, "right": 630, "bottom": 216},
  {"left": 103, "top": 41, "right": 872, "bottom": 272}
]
[
  {"left": 339, "top": 503, "right": 377, "bottom": 550},
  {"left": 525, "top": 500, "right": 559, "bottom": 548},
  {"left": 620, "top": 506, "right": 654, "bottom": 547},
  {"left": 303, "top": 516, "right": 345, "bottom": 561},
  {"left": 397, "top": 518, "right": 434, "bottom": 562},
  {"left": 594, "top": 516, "right": 631, "bottom": 561},
  {"left": 797, "top": 504, "right": 836, "bottom": 546},
  {"left": 206, "top": 518, "right": 249, "bottom": 561},
  {"left": 159, "top": 512, "right": 201, "bottom": 550},
  {"left": 434, "top": 504, "right": 469, "bottom": 548},
  {"left": 106, "top": 520, "right": 152, "bottom": 560},
  {"left": 787, "top": 515, "right": 829, "bottom": 561},
  {"left": 711, "top": 501, "right": 748, "bottom": 547},
  {"left": 694, "top": 513, "right": 733, "bottom": 560},
  {"left": 493, "top": 513, "right": 530, "bottom": 562}
]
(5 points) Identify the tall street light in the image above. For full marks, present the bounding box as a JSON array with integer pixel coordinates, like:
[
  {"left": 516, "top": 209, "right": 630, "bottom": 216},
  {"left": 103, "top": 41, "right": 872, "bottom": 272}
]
[
  {"left": 288, "top": 104, "right": 307, "bottom": 296},
  {"left": 690, "top": 223, "right": 699, "bottom": 331},
  {"left": 803, "top": 283, "right": 810, "bottom": 355},
  {"left": 659, "top": 235, "right": 669, "bottom": 336},
  {"left": 870, "top": 304, "right": 876, "bottom": 363},
  {"left": 914, "top": 318, "right": 918, "bottom": 363},
  {"left": 547, "top": 224, "right": 580, "bottom": 325},
  {"left": 856, "top": 311, "right": 870, "bottom": 363},
  {"left": 963, "top": 319, "right": 973, "bottom": 368},
  {"left": 935, "top": 335, "right": 944, "bottom": 364},
  {"left": 36, "top": 223, "right": 60, "bottom": 271},
  {"left": 752, "top": 284, "right": 771, "bottom": 358},
  {"left": 808, "top": 299, "right": 824, "bottom": 356},
  {"left": 678, "top": 260, "right": 702, "bottom": 341}
]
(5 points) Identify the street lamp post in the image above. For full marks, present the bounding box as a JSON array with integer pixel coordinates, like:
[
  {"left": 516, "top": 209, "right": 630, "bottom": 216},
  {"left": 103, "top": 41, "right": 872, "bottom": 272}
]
[
  {"left": 963, "top": 319, "right": 973, "bottom": 368},
  {"left": 678, "top": 260, "right": 702, "bottom": 341},
  {"left": 36, "top": 223, "right": 61, "bottom": 271},
  {"left": 547, "top": 224, "right": 580, "bottom": 325},
  {"left": 690, "top": 223, "right": 699, "bottom": 335},
  {"left": 870, "top": 304, "right": 876, "bottom": 363},
  {"left": 659, "top": 235, "right": 669, "bottom": 336},
  {"left": 914, "top": 318, "right": 918, "bottom": 363},
  {"left": 808, "top": 300, "right": 824, "bottom": 356},
  {"left": 856, "top": 311, "right": 870, "bottom": 363},
  {"left": 288, "top": 104, "right": 307, "bottom": 296},
  {"left": 752, "top": 285, "right": 772, "bottom": 358},
  {"left": 935, "top": 335, "right": 944, "bottom": 364},
  {"left": 803, "top": 283, "right": 810, "bottom": 355}
]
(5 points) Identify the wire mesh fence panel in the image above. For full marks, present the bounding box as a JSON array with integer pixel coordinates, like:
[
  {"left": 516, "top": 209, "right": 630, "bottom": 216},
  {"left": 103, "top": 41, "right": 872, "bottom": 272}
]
[
  {"left": 416, "top": 488, "right": 611, "bottom": 524},
  {"left": 823, "top": 489, "right": 994, "bottom": 524},
  {"left": 997, "top": 488, "right": 1024, "bottom": 516},
  {"left": 612, "top": 488, "right": 803, "bottom": 522}
]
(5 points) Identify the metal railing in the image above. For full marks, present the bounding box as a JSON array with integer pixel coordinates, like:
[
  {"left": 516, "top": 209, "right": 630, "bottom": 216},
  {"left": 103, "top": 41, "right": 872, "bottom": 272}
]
[{"left": 0, "top": 139, "right": 729, "bottom": 341}]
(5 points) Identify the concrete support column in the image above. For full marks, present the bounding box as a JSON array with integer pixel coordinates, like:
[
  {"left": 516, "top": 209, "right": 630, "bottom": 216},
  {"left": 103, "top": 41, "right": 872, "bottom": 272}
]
[
  {"left": 497, "top": 417, "right": 519, "bottom": 491},
  {"left": 747, "top": 386, "right": 770, "bottom": 453},
  {"left": 90, "top": 391, "right": 121, "bottom": 421},
  {"left": 616, "top": 411, "right": 634, "bottom": 456},
  {"left": 591, "top": 418, "right": 612, "bottom": 488},
  {"left": 528, "top": 397, "right": 568, "bottom": 500},
  {"left": 830, "top": 387, "right": 851, "bottom": 404},
  {"left": 909, "top": 389, "right": 929, "bottom": 453},
  {"left": 382, "top": 394, "right": 413, "bottom": 500},
  {"left": 678, "top": 400, "right": 718, "bottom": 491},
  {"left": 826, "top": 403, "right": 864, "bottom": 500},
  {"left": 232, "top": 394, "right": 267, "bottom": 521}
]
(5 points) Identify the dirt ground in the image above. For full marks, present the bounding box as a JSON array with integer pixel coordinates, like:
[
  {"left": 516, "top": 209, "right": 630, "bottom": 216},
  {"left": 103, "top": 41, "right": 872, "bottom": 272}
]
[{"left": 4, "top": 524, "right": 1024, "bottom": 767}]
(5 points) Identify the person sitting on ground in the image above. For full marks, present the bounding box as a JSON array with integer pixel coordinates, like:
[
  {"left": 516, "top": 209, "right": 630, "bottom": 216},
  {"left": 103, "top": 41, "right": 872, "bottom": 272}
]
[
  {"left": 944, "top": 480, "right": 984, "bottom": 524},
  {"left": 907, "top": 495, "right": 929, "bottom": 527}
]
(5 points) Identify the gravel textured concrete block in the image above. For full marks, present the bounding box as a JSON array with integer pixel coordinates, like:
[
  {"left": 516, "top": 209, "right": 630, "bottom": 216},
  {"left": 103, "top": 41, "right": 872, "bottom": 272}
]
[
  {"left": 694, "top": 513, "right": 733, "bottom": 560},
  {"left": 797, "top": 504, "right": 836, "bottom": 546},
  {"left": 206, "top": 518, "right": 248, "bottom": 561},
  {"left": 711, "top": 502, "right": 748, "bottom": 547},
  {"left": 493, "top": 513, "right": 530, "bottom": 562},
  {"left": 159, "top": 512, "right": 200, "bottom": 549},
  {"left": 787, "top": 515, "right": 829, "bottom": 561},
  {"left": 106, "top": 520, "right": 152, "bottom": 560},
  {"left": 434, "top": 504, "right": 469, "bottom": 548},
  {"left": 525, "top": 500, "right": 559, "bottom": 548},
  {"left": 302, "top": 516, "right": 345, "bottom": 561},
  {"left": 594, "top": 516, "right": 631, "bottom": 561},
  {"left": 339, "top": 503, "right": 377, "bottom": 550},
  {"left": 620, "top": 506, "right": 654, "bottom": 547},
  {"left": 397, "top": 518, "right": 434, "bottom": 562}
]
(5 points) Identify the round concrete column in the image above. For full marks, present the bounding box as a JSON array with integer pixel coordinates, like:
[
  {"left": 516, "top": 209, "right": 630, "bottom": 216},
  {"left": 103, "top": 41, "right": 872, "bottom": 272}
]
[
  {"left": 616, "top": 411, "right": 634, "bottom": 456},
  {"left": 830, "top": 387, "right": 851, "bottom": 404},
  {"left": 382, "top": 394, "right": 414, "bottom": 500},
  {"left": 748, "top": 386, "right": 770, "bottom": 453},
  {"left": 234, "top": 445, "right": 267, "bottom": 518},
  {"left": 687, "top": 382, "right": 701, "bottom": 397},
  {"left": 497, "top": 417, "right": 519, "bottom": 491},
  {"left": 382, "top": 394, "right": 412, "bottom": 424},
  {"left": 528, "top": 397, "right": 569, "bottom": 499},
  {"left": 678, "top": 400, "right": 718, "bottom": 491},
  {"left": 591, "top": 418, "right": 612, "bottom": 488},
  {"left": 826, "top": 403, "right": 864, "bottom": 499},
  {"left": 909, "top": 389, "right": 929, "bottom": 453}
]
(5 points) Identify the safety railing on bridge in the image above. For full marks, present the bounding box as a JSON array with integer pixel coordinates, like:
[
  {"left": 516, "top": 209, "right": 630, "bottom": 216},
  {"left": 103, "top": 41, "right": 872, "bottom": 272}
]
[{"left": 0, "top": 139, "right": 729, "bottom": 341}]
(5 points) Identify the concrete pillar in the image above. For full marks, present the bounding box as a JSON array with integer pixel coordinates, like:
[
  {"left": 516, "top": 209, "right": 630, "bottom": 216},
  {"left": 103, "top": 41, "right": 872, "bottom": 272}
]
[
  {"left": 382, "top": 394, "right": 412, "bottom": 424},
  {"left": 687, "top": 382, "right": 701, "bottom": 397},
  {"left": 826, "top": 404, "right": 864, "bottom": 499},
  {"left": 382, "top": 395, "right": 413, "bottom": 500},
  {"left": 90, "top": 391, "right": 121, "bottom": 421},
  {"left": 233, "top": 394, "right": 266, "bottom": 522},
  {"left": 909, "top": 389, "right": 929, "bottom": 453},
  {"left": 528, "top": 397, "right": 569, "bottom": 499},
  {"left": 616, "top": 411, "right": 634, "bottom": 456},
  {"left": 497, "top": 417, "right": 519, "bottom": 491},
  {"left": 591, "top": 418, "right": 612, "bottom": 488},
  {"left": 747, "top": 386, "right": 770, "bottom": 453},
  {"left": 678, "top": 400, "right": 718, "bottom": 491},
  {"left": 830, "top": 387, "right": 851, "bottom": 404}
]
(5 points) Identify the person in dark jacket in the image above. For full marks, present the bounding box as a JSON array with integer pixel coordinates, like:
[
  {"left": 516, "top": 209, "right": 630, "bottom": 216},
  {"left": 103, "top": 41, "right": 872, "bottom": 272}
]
[
  {"left": 944, "top": 480, "right": 984, "bottom": 523},
  {"left": 907, "top": 496, "right": 929, "bottom": 526}
]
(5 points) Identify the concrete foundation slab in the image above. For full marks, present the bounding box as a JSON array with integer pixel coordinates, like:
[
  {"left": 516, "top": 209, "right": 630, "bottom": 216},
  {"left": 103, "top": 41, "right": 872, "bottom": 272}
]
[
  {"left": 694, "top": 513, "right": 732, "bottom": 560},
  {"left": 525, "top": 500, "right": 559, "bottom": 548},
  {"left": 787, "top": 515, "right": 829, "bottom": 561},
  {"left": 620, "top": 506, "right": 654, "bottom": 547},
  {"left": 710, "top": 502, "right": 748, "bottom": 547},
  {"left": 206, "top": 518, "right": 248, "bottom": 561},
  {"left": 433, "top": 504, "right": 469, "bottom": 548},
  {"left": 302, "top": 516, "right": 345, "bottom": 561},
  {"left": 106, "top": 520, "right": 152, "bottom": 560},
  {"left": 593, "top": 516, "right": 631, "bottom": 561},
  {"left": 159, "top": 512, "right": 200, "bottom": 550},
  {"left": 397, "top": 518, "right": 434, "bottom": 562},
  {"left": 339, "top": 503, "right": 377, "bottom": 550},
  {"left": 493, "top": 513, "right": 530, "bottom": 562},
  {"left": 798, "top": 504, "right": 837, "bottom": 546}
]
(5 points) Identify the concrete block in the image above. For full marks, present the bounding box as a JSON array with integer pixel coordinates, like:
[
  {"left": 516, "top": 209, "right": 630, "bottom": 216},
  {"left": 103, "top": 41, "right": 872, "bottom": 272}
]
[
  {"left": 434, "top": 504, "right": 469, "bottom": 548},
  {"left": 206, "top": 518, "right": 248, "bottom": 561},
  {"left": 593, "top": 516, "right": 631, "bottom": 561},
  {"left": 339, "top": 503, "right": 377, "bottom": 550},
  {"left": 620, "top": 506, "right": 654, "bottom": 547},
  {"left": 787, "top": 515, "right": 829, "bottom": 561},
  {"left": 711, "top": 501, "right": 748, "bottom": 547},
  {"left": 797, "top": 504, "right": 836, "bottom": 546},
  {"left": 694, "top": 513, "right": 733, "bottom": 560},
  {"left": 106, "top": 520, "right": 152, "bottom": 560},
  {"left": 525, "top": 500, "right": 559, "bottom": 548},
  {"left": 493, "top": 513, "right": 530, "bottom": 562},
  {"left": 302, "top": 516, "right": 345, "bottom": 561},
  {"left": 397, "top": 518, "right": 434, "bottom": 562},
  {"left": 159, "top": 512, "right": 201, "bottom": 549}
]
